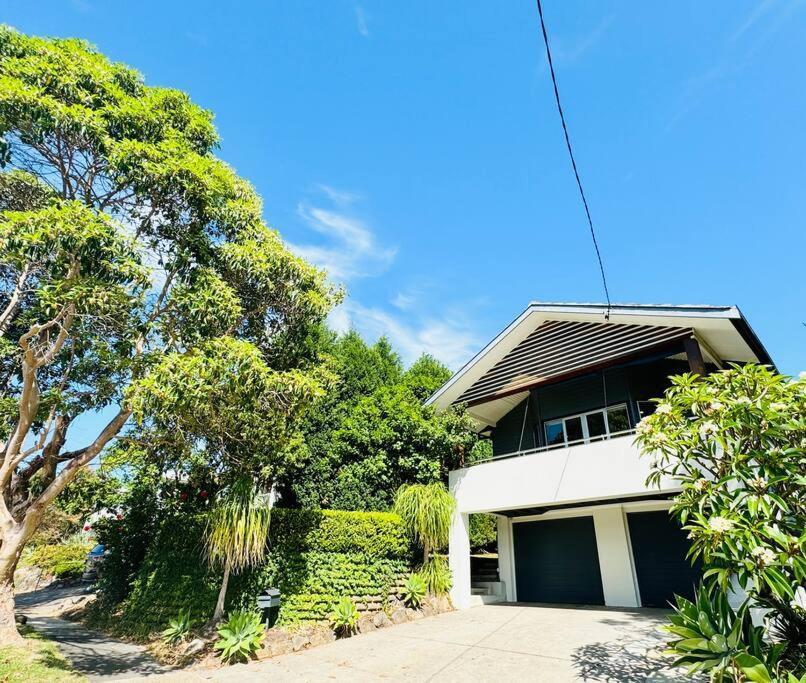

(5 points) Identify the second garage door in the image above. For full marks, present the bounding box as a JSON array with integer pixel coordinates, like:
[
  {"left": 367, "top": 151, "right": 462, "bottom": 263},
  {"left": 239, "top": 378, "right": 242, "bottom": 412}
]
[
  {"left": 513, "top": 516, "right": 604, "bottom": 605},
  {"left": 627, "top": 510, "right": 702, "bottom": 608}
]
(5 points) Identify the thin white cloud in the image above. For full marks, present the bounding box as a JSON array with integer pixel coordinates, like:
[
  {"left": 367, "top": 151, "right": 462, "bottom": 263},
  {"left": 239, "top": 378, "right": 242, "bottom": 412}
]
[
  {"left": 537, "top": 14, "right": 613, "bottom": 71},
  {"left": 730, "top": 0, "right": 778, "bottom": 42},
  {"left": 288, "top": 190, "right": 396, "bottom": 282},
  {"left": 355, "top": 6, "right": 369, "bottom": 37},
  {"left": 392, "top": 291, "right": 417, "bottom": 311},
  {"left": 331, "top": 298, "right": 481, "bottom": 370},
  {"left": 316, "top": 184, "right": 361, "bottom": 206},
  {"left": 665, "top": 0, "right": 804, "bottom": 132}
]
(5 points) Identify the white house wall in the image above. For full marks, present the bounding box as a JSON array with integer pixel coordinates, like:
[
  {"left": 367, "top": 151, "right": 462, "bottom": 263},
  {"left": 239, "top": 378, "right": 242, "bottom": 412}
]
[
  {"left": 448, "top": 438, "right": 681, "bottom": 610},
  {"left": 448, "top": 435, "right": 678, "bottom": 516}
]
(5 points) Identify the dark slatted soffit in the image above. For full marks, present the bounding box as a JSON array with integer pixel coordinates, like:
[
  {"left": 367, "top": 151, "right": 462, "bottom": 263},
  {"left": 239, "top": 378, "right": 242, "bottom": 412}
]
[{"left": 455, "top": 320, "right": 693, "bottom": 406}]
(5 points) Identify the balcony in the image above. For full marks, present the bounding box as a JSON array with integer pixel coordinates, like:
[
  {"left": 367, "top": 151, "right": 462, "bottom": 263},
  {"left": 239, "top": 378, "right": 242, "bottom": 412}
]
[{"left": 448, "top": 430, "right": 679, "bottom": 515}]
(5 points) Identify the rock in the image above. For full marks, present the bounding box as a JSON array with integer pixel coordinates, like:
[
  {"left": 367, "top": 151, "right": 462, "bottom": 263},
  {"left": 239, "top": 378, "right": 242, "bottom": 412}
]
[
  {"left": 262, "top": 629, "right": 295, "bottom": 658},
  {"left": 291, "top": 634, "right": 310, "bottom": 651},
  {"left": 434, "top": 595, "right": 453, "bottom": 613},
  {"left": 420, "top": 603, "right": 435, "bottom": 618},
  {"left": 308, "top": 626, "right": 336, "bottom": 647},
  {"left": 357, "top": 615, "right": 376, "bottom": 634},
  {"left": 183, "top": 638, "right": 206, "bottom": 656},
  {"left": 14, "top": 614, "right": 26, "bottom": 625},
  {"left": 373, "top": 611, "right": 390, "bottom": 629},
  {"left": 390, "top": 608, "right": 408, "bottom": 625}
]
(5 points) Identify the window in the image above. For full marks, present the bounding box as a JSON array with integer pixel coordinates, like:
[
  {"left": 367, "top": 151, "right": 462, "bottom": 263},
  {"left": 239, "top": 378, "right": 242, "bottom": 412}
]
[{"left": 543, "top": 404, "right": 631, "bottom": 447}]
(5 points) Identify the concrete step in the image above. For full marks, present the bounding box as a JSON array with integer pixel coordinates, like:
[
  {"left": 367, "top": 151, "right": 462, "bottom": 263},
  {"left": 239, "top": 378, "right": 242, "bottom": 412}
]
[{"left": 469, "top": 594, "right": 505, "bottom": 607}]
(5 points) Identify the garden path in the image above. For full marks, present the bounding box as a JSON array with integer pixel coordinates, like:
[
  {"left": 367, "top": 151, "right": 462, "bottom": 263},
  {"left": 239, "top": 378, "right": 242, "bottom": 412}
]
[{"left": 17, "top": 585, "right": 169, "bottom": 681}]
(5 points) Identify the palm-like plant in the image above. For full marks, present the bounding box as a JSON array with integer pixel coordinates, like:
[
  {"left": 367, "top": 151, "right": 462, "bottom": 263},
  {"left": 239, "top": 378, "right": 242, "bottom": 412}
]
[
  {"left": 393, "top": 483, "right": 455, "bottom": 564},
  {"left": 205, "top": 478, "right": 272, "bottom": 623},
  {"left": 393, "top": 483, "right": 455, "bottom": 594}
]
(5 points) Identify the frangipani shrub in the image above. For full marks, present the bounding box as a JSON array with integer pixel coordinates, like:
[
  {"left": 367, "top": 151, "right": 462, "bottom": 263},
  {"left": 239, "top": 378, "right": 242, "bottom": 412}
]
[{"left": 636, "top": 364, "right": 806, "bottom": 680}]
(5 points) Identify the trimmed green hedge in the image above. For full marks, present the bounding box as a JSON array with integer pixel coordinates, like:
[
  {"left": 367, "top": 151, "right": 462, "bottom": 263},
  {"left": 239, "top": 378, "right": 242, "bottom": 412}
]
[
  {"left": 94, "top": 508, "right": 412, "bottom": 638},
  {"left": 21, "top": 540, "right": 90, "bottom": 579}
]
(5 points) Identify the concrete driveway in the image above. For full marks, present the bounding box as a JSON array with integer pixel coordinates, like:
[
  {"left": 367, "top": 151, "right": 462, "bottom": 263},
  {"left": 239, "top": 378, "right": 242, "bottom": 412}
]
[{"left": 159, "top": 603, "right": 693, "bottom": 682}]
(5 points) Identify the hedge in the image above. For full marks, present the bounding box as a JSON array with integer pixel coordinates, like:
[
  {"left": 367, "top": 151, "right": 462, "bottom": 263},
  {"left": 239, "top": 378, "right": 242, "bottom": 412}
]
[
  {"left": 93, "top": 508, "right": 413, "bottom": 638},
  {"left": 21, "top": 540, "right": 90, "bottom": 579}
]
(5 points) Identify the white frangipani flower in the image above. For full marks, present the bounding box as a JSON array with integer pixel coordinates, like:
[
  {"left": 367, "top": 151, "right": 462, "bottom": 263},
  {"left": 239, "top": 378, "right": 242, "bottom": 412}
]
[
  {"left": 751, "top": 546, "right": 776, "bottom": 567},
  {"left": 708, "top": 516, "right": 734, "bottom": 533},
  {"left": 699, "top": 422, "right": 718, "bottom": 438}
]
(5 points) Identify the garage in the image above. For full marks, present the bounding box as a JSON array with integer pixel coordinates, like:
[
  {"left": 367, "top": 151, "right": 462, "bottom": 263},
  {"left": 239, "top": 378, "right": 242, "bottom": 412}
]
[
  {"left": 627, "top": 510, "right": 701, "bottom": 607},
  {"left": 513, "top": 516, "right": 605, "bottom": 605}
]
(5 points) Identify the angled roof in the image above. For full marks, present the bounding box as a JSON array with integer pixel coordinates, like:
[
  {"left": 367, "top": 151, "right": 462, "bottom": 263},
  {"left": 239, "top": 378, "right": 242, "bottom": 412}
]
[{"left": 426, "top": 302, "right": 773, "bottom": 429}]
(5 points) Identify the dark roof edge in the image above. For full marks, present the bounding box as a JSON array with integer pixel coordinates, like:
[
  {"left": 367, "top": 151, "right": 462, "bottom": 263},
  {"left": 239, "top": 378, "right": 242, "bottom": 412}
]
[{"left": 730, "top": 310, "right": 776, "bottom": 370}]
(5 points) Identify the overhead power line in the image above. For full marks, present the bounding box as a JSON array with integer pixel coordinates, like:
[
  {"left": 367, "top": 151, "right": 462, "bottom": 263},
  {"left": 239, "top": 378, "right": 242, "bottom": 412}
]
[{"left": 535, "top": 0, "right": 612, "bottom": 319}]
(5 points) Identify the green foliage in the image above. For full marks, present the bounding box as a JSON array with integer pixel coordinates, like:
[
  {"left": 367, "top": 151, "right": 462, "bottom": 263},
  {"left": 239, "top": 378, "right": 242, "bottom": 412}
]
[
  {"left": 636, "top": 364, "right": 806, "bottom": 680},
  {"left": 329, "top": 597, "right": 359, "bottom": 636},
  {"left": 402, "top": 573, "right": 427, "bottom": 608},
  {"left": 402, "top": 354, "right": 452, "bottom": 402},
  {"left": 282, "top": 332, "right": 478, "bottom": 511},
  {"left": 160, "top": 611, "right": 191, "bottom": 645},
  {"left": 469, "top": 513, "right": 497, "bottom": 553},
  {"left": 91, "top": 507, "right": 412, "bottom": 638},
  {"left": 393, "top": 482, "right": 455, "bottom": 560},
  {"left": 213, "top": 610, "right": 264, "bottom": 664},
  {"left": 55, "top": 469, "right": 121, "bottom": 520},
  {"left": 21, "top": 539, "right": 89, "bottom": 579},
  {"left": 664, "top": 587, "right": 782, "bottom": 681},
  {"left": 21, "top": 539, "right": 92, "bottom": 579},
  {"left": 418, "top": 555, "right": 452, "bottom": 596},
  {"left": 205, "top": 479, "right": 271, "bottom": 574},
  {"left": 0, "top": 26, "right": 337, "bottom": 600},
  {"left": 0, "top": 625, "right": 83, "bottom": 682}
]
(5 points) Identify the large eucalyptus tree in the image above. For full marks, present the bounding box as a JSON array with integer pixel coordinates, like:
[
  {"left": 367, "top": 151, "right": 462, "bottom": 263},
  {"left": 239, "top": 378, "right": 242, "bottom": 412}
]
[{"left": 0, "top": 28, "right": 337, "bottom": 643}]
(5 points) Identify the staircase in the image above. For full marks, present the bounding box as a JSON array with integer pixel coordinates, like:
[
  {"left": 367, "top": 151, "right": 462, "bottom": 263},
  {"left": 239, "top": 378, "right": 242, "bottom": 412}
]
[{"left": 470, "top": 555, "right": 505, "bottom": 606}]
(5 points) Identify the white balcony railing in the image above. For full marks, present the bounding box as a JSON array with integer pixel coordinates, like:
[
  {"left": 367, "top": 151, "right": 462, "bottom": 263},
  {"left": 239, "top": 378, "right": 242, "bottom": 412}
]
[{"left": 473, "top": 428, "right": 637, "bottom": 465}]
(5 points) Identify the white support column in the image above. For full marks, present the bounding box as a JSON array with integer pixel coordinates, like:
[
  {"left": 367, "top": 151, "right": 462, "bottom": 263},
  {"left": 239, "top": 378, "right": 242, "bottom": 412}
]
[
  {"left": 592, "top": 507, "right": 640, "bottom": 607},
  {"left": 496, "top": 515, "right": 516, "bottom": 601},
  {"left": 449, "top": 511, "right": 471, "bottom": 609}
]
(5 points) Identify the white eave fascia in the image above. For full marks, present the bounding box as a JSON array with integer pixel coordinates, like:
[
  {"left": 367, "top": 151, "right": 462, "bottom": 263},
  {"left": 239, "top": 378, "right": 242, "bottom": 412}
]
[{"left": 526, "top": 302, "right": 741, "bottom": 320}]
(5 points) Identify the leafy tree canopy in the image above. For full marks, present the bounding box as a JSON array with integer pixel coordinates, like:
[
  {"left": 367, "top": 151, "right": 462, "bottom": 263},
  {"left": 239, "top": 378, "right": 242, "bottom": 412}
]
[
  {"left": 0, "top": 27, "right": 337, "bottom": 641},
  {"left": 280, "top": 331, "right": 477, "bottom": 511}
]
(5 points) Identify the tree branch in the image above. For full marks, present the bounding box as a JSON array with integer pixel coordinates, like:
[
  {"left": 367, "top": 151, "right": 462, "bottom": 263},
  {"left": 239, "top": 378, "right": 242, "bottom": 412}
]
[{"left": 0, "top": 264, "right": 32, "bottom": 337}]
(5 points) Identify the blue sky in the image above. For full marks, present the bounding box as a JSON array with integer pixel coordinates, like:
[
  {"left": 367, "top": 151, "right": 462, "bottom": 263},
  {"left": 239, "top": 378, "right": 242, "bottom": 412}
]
[{"left": 6, "top": 0, "right": 806, "bottom": 383}]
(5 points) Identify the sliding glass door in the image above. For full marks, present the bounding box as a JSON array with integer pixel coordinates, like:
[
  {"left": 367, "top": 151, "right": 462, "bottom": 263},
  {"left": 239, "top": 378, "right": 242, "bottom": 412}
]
[{"left": 544, "top": 404, "right": 630, "bottom": 447}]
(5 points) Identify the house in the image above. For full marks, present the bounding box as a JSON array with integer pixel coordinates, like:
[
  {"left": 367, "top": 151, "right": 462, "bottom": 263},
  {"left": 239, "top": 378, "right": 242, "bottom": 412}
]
[{"left": 426, "top": 303, "right": 773, "bottom": 610}]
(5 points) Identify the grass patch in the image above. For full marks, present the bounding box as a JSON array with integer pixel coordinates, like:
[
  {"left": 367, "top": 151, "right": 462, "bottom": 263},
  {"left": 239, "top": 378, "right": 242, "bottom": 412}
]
[{"left": 0, "top": 626, "right": 84, "bottom": 682}]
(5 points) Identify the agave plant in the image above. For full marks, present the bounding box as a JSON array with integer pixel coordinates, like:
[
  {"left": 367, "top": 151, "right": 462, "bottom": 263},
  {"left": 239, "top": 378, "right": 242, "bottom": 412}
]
[
  {"left": 663, "top": 586, "right": 784, "bottom": 681},
  {"left": 213, "top": 610, "right": 265, "bottom": 664},
  {"left": 402, "top": 573, "right": 427, "bottom": 608},
  {"left": 330, "top": 597, "right": 359, "bottom": 637},
  {"left": 161, "top": 610, "right": 191, "bottom": 645}
]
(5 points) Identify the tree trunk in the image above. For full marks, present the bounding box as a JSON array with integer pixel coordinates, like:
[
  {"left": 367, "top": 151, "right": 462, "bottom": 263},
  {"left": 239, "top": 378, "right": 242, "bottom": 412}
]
[
  {"left": 0, "top": 530, "right": 27, "bottom": 646},
  {"left": 423, "top": 541, "right": 431, "bottom": 566},
  {"left": 212, "top": 560, "right": 231, "bottom": 624}
]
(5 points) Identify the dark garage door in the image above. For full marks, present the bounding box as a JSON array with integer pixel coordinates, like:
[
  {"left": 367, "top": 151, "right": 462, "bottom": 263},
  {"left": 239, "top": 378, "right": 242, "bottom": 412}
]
[
  {"left": 627, "top": 510, "right": 701, "bottom": 608},
  {"left": 513, "top": 516, "right": 604, "bottom": 605}
]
